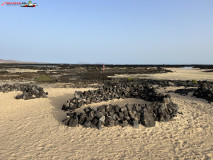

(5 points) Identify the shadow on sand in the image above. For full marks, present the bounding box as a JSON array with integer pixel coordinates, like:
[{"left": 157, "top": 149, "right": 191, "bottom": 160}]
[{"left": 49, "top": 93, "right": 74, "bottom": 124}]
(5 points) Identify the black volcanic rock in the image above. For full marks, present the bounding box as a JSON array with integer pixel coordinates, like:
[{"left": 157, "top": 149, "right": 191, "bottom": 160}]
[
  {"left": 68, "top": 115, "right": 78, "bottom": 127},
  {"left": 141, "top": 108, "right": 155, "bottom": 127},
  {"left": 83, "top": 121, "right": 92, "bottom": 128},
  {"left": 193, "top": 82, "right": 213, "bottom": 102},
  {"left": 62, "top": 81, "right": 179, "bottom": 129},
  {"left": 78, "top": 113, "right": 86, "bottom": 125},
  {"left": 97, "top": 105, "right": 106, "bottom": 113},
  {"left": 0, "top": 83, "right": 48, "bottom": 100},
  {"left": 132, "top": 120, "right": 139, "bottom": 128},
  {"left": 95, "top": 111, "right": 104, "bottom": 119},
  {"left": 105, "top": 116, "right": 115, "bottom": 127}
]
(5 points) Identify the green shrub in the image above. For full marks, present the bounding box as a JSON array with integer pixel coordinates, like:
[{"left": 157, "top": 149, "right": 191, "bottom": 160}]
[
  {"left": 127, "top": 77, "right": 133, "bottom": 81},
  {"left": 36, "top": 75, "right": 53, "bottom": 83},
  {"left": 192, "top": 80, "right": 198, "bottom": 84}
]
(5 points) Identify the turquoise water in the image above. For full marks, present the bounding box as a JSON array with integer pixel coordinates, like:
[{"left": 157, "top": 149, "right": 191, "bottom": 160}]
[{"left": 181, "top": 67, "right": 194, "bottom": 69}]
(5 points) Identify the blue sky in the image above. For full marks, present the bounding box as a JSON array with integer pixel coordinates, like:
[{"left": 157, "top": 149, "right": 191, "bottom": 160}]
[{"left": 0, "top": 0, "right": 213, "bottom": 64}]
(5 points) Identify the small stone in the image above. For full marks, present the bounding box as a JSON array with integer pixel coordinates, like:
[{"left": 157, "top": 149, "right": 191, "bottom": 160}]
[
  {"left": 83, "top": 121, "right": 91, "bottom": 128},
  {"left": 132, "top": 120, "right": 139, "bottom": 128},
  {"left": 141, "top": 109, "right": 155, "bottom": 127},
  {"left": 97, "top": 121, "right": 102, "bottom": 130},
  {"left": 78, "top": 113, "right": 86, "bottom": 125},
  {"left": 15, "top": 94, "right": 23, "bottom": 99},
  {"left": 106, "top": 104, "right": 113, "bottom": 112},
  {"left": 122, "top": 119, "right": 129, "bottom": 126},
  {"left": 118, "top": 112, "right": 124, "bottom": 120},
  {"left": 91, "top": 118, "right": 99, "bottom": 125},
  {"left": 108, "top": 111, "right": 114, "bottom": 117},
  {"left": 86, "top": 111, "right": 95, "bottom": 121},
  {"left": 68, "top": 116, "right": 78, "bottom": 127},
  {"left": 95, "top": 111, "right": 103, "bottom": 119},
  {"left": 97, "top": 105, "right": 106, "bottom": 113},
  {"left": 99, "top": 116, "right": 105, "bottom": 123},
  {"left": 114, "top": 105, "right": 120, "bottom": 113},
  {"left": 105, "top": 116, "right": 114, "bottom": 126}
]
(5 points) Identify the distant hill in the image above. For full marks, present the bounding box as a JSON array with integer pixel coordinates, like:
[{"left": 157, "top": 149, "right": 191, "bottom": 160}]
[
  {"left": 0, "top": 59, "right": 23, "bottom": 63},
  {"left": 0, "top": 59, "right": 39, "bottom": 64}
]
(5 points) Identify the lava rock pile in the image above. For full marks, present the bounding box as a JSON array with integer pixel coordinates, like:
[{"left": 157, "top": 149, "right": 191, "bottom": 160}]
[
  {"left": 0, "top": 83, "right": 48, "bottom": 100},
  {"left": 62, "top": 82, "right": 178, "bottom": 129},
  {"left": 193, "top": 82, "right": 213, "bottom": 102},
  {"left": 65, "top": 100, "right": 178, "bottom": 129},
  {"left": 62, "top": 83, "right": 166, "bottom": 111}
]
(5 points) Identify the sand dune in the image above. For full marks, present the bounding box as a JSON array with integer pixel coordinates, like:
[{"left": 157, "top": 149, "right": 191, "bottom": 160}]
[{"left": 0, "top": 87, "right": 212, "bottom": 159}]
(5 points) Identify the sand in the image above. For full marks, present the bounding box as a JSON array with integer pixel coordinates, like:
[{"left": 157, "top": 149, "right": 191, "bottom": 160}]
[
  {"left": 0, "top": 86, "right": 213, "bottom": 160},
  {"left": 110, "top": 67, "right": 213, "bottom": 82},
  {"left": 1, "top": 68, "right": 41, "bottom": 73}
]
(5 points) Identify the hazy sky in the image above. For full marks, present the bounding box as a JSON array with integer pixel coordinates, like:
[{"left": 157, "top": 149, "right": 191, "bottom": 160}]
[{"left": 0, "top": 0, "right": 212, "bottom": 64}]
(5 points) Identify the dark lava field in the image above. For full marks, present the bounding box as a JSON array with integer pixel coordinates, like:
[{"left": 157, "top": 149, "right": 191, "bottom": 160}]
[{"left": 0, "top": 64, "right": 212, "bottom": 86}]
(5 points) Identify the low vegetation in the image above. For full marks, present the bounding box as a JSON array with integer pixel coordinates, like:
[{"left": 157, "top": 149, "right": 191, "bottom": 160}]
[
  {"left": 192, "top": 80, "right": 198, "bottom": 84},
  {"left": 36, "top": 75, "right": 53, "bottom": 83}
]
